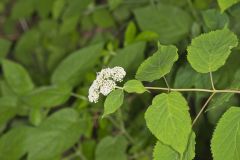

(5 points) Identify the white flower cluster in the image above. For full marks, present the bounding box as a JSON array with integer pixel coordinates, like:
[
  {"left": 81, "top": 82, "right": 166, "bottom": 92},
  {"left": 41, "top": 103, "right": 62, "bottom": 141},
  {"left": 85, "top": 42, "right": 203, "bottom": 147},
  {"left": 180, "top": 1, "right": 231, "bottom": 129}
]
[{"left": 88, "top": 66, "right": 126, "bottom": 103}]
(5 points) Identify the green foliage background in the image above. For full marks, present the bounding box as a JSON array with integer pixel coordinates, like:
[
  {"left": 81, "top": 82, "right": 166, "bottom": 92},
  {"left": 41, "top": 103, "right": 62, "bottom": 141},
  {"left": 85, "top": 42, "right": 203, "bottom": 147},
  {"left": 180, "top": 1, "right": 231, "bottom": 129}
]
[{"left": 0, "top": 0, "right": 240, "bottom": 159}]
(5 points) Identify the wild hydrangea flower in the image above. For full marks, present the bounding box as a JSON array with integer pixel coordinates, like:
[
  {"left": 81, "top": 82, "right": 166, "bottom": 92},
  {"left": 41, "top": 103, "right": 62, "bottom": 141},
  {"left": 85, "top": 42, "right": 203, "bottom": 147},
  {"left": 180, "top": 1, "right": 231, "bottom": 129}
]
[{"left": 88, "top": 66, "right": 126, "bottom": 103}]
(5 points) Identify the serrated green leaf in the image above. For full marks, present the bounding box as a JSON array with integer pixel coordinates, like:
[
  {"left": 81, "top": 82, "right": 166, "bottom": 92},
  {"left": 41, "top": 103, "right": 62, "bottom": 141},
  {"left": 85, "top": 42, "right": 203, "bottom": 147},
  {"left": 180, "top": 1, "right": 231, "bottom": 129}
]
[
  {"left": 2, "top": 59, "right": 34, "bottom": 95},
  {"left": 51, "top": 43, "right": 103, "bottom": 86},
  {"left": 153, "top": 141, "right": 179, "bottom": 160},
  {"left": 23, "top": 84, "right": 72, "bottom": 108},
  {"left": 211, "top": 107, "right": 240, "bottom": 160},
  {"left": 26, "top": 108, "right": 87, "bottom": 160},
  {"left": 134, "top": 4, "right": 192, "bottom": 44},
  {"left": 145, "top": 92, "right": 192, "bottom": 155},
  {"left": 218, "top": 0, "right": 240, "bottom": 12},
  {"left": 95, "top": 136, "right": 128, "bottom": 160},
  {"left": 136, "top": 44, "right": 178, "bottom": 82},
  {"left": 123, "top": 80, "right": 146, "bottom": 94},
  {"left": 103, "top": 89, "right": 124, "bottom": 117},
  {"left": 183, "top": 132, "right": 196, "bottom": 160},
  {"left": 0, "top": 126, "right": 32, "bottom": 160},
  {"left": 187, "top": 29, "right": 238, "bottom": 73}
]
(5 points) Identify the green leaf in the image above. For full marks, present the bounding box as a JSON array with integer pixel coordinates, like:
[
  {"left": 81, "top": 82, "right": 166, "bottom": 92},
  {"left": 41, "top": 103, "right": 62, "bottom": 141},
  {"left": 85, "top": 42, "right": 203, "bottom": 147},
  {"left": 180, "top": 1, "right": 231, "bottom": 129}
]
[
  {"left": 123, "top": 80, "right": 146, "bottom": 94},
  {"left": 52, "top": 0, "right": 66, "bottom": 19},
  {"left": 109, "top": 42, "right": 146, "bottom": 71},
  {"left": 0, "top": 96, "right": 18, "bottom": 126},
  {"left": 108, "top": 0, "right": 123, "bottom": 10},
  {"left": 218, "top": 0, "right": 240, "bottom": 12},
  {"left": 26, "top": 108, "right": 87, "bottom": 160},
  {"left": 11, "top": 0, "right": 35, "bottom": 19},
  {"left": 51, "top": 43, "right": 103, "bottom": 86},
  {"left": 183, "top": 132, "right": 196, "bottom": 160},
  {"left": 0, "top": 126, "right": 32, "bottom": 160},
  {"left": 124, "top": 21, "right": 137, "bottom": 46},
  {"left": 92, "top": 8, "right": 115, "bottom": 28},
  {"left": 95, "top": 136, "right": 128, "bottom": 160},
  {"left": 187, "top": 29, "right": 238, "bottom": 73},
  {"left": 136, "top": 44, "right": 178, "bottom": 82},
  {"left": 23, "top": 84, "right": 72, "bottom": 108},
  {"left": 153, "top": 132, "right": 196, "bottom": 160},
  {"left": 0, "top": 38, "right": 11, "bottom": 61},
  {"left": 14, "top": 29, "right": 40, "bottom": 65},
  {"left": 153, "top": 141, "right": 179, "bottom": 160},
  {"left": 2, "top": 59, "right": 34, "bottom": 95},
  {"left": 211, "top": 107, "right": 240, "bottom": 160},
  {"left": 145, "top": 92, "right": 192, "bottom": 155},
  {"left": 202, "top": 9, "right": 229, "bottom": 31},
  {"left": 135, "top": 31, "right": 159, "bottom": 42},
  {"left": 134, "top": 4, "right": 192, "bottom": 44},
  {"left": 103, "top": 89, "right": 124, "bottom": 117}
]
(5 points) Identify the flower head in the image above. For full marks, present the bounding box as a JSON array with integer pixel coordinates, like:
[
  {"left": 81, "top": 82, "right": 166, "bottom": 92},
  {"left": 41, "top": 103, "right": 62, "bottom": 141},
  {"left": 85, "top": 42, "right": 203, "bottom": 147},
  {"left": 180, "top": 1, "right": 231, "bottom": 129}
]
[{"left": 88, "top": 66, "right": 126, "bottom": 103}]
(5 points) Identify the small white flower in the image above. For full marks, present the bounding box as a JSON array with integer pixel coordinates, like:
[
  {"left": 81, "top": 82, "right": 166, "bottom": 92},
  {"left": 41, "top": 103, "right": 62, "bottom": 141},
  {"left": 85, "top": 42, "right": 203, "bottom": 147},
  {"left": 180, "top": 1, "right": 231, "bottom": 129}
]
[
  {"left": 111, "top": 66, "right": 126, "bottom": 82},
  {"left": 100, "top": 80, "right": 116, "bottom": 96},
  {"left": 88, "top": 66, "right": 126, "bottom": 103}
]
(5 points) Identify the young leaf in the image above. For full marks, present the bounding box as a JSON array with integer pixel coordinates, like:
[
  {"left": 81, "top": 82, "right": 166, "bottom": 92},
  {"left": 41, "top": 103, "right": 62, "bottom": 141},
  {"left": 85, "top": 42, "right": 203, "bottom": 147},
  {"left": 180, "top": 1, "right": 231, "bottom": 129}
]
[
  {"left": 0, "top": 126, "right": 32, "bottom": 160},
  {"left": 153, "top": 141, "right": 179, "bottom": 160},
  {"left": 123, "top": 80, "right": 146, "bottom": 94},
  {"left": 187, "top": 29, "right": 238, "bottom": 73},
  {"left": 95, "top": 136, "right": 128, "bottom": 160},
  {"left": 145, "top": 92, "right": 192, "bottom": 155},
  {"left": 124, "top": 21, "right": 137, "bottom": 46},
  {"left": 218, "top": 0, "right": 240, "bottom": 12},
  {"left": 103, "top": 89, "right": 124, "bottom": 117},
  {"left": 26, "top": 108, "right": 87, "bottom": 160},
  {"left": 51, "top": 43, "right": 103, "bottom": 86},
  {"left": 2, "top": 59, "right": 34, "bottom": 95},
  {"left": 134, "top": 4, "right": 192, "bottom": 44},
  {"left": 136, "top": 44, "right": 178, "bottom": 82},
  {"left": 211, "top": 107, "right": 240, "bottom": 160}
]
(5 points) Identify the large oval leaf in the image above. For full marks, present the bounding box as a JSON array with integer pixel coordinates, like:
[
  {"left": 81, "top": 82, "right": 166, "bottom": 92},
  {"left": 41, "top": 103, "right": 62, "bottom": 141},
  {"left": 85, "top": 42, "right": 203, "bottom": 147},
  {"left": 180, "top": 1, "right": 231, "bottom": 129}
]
[
  {"left": 51, "top": 43, "right": 103, "bottom": 86},
  {"left": 26, "top": 108, "right": 87, "bottom": 160},
  {"left": 187, "top": 29, "right": 238, "bottom": 73},
  {"left": 136, "top": 44, "right": 178, "bottom": 82},
  {"left": 134, "top": 4, "right": 192, "bottom": 44},
  {"left": 2, "top": 59, "right": 34, "bottom": 95},
  {"left": 145, "top": 92, "right": 192, "bottom": 155}
]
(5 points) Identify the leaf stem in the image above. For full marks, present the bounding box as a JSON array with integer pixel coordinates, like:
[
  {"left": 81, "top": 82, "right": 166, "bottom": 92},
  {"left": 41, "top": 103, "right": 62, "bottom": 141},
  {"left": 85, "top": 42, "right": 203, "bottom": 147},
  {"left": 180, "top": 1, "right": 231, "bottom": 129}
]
[
  {"left": 192, "top": 93, "right": 216, "bottom": 126},
  {"left": 163, "top": 76, "right": 170, "bottom": 93},
  {"left": 210, "top": 72, "right": 215, "bottom": 90}
]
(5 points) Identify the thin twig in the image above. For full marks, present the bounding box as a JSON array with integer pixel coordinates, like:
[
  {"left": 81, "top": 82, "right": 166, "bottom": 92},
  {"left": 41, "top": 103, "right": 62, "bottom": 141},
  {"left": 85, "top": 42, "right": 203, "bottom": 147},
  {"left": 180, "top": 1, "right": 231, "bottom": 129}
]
[
  {"left": 70, "top": 93, "right": 88, "bottom": 101},
  {"left": 192, "top": 93, "right": 216, "bottom": 126}
]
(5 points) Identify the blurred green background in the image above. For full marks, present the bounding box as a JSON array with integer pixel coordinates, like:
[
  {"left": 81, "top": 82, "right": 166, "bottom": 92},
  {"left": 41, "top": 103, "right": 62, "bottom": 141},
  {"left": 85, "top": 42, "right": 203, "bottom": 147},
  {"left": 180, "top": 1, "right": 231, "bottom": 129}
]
[{"left": 0, "top": 0, "right": 240, "bottom": 159}]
